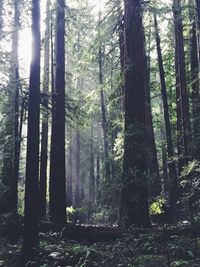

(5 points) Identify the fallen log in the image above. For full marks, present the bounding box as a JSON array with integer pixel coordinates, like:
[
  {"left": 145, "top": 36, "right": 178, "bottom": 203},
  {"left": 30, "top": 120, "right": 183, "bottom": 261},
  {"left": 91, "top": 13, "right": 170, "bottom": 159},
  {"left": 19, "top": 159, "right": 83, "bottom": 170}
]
[
  {"left": 39, "top": 222, "right": 124, "bottom": 242},
  {"left": 61, "top": 224, "right": 124, "bottom": 242}
]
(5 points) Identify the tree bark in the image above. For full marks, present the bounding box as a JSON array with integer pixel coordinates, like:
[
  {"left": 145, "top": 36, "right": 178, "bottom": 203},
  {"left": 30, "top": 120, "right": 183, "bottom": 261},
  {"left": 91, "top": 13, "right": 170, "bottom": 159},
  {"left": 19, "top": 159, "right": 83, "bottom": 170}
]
[
  {"left": 191, "top": 7, "right": 200, "bottom": 159},
  {"left": 154, "top": 14, "right": 178, "bottom": 222},
  {"left": 196, "top": 0, "right": 200, "bottom": 28},
  {"left": 49, "top": 0, "right": 66, "bottom": 223},
  {"left": 145, "top": 35, "right": 161, "bottom": 198},
  {"left": 88, "top": 125, "right": 95, "bottom": 221},
  {"left": 98, "top": 8, "right": 110, "bottom": 181},
  {"left": 74, "top": 130, "right": 80, "bottom": 208},
  {"left": 96, "top": 153, "right": 100, "bottom": 192},
  {"left": 0, "top": 0, "right": 3, "bottom": 39},
  {"left": 20, "top": 0, "right": 41, "bottom": 264},
  {"left": 99, "top": 48, "right": 110, "bottom": 181},
  {"left": 11, "top": 0, "right": 20, "bottom": 210},
  {"left": 173, "top": 0, "right": 191, "bottom": 172},
  {"left": 39, "top": 0, "right": 50, "bottom": 218},
  {"left": 120, "top": 0, "right": 151, "bottom": 228},
  {"left": 66, "top": 129, "right": 73, "bottom": 207}
]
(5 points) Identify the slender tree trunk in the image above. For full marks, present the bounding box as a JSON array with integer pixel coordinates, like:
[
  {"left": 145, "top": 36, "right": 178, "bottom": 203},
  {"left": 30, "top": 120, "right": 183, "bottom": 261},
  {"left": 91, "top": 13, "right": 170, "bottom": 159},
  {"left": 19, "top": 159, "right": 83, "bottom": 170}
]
[
  {"left": 159, "top": 99, "right": 169, "bottom": 195},
  {"left": 1, "top": 0, "right": 20, "bottom": 211},
  {"left": 120, "top": 0, "right": 151, "bottom": 228},
  {"left": 145, "top": 44, "right": 161, "bottom": 198},
  {"left": 20, "top": 0, "right": 41, "bottom": 264},
  {"left": 98, "top": 8, "right": 110, "bottom": 181},
  {"left": 11, "top": 0, "right": 20, "bottom": 210},
  {"left": 154, "top": 14, "right": 178, "bottom": 222},
  {"left": 96, "top": 153, "right": 100, "bottom": 192},
  {"left": 196, "top": 0, "right": 200, "bottom": 28},
  {"left": 74, "top": 131, "right": 80, "bottom": 208},
  {"left": 49, "top": 0, "right": 66, "bottom": 223},
  {"left": 39, "top": 0, "right": 50, "bottom": 218},
  {"left": 99, "top": 47, "right": 110, "bottom": 180},
  {"left": 88, "top": 125, "right": 95, "bottom": 221},
  {"left": 190, "top": 10, "right": 200, "bottom": 159},
  {"left": 173, "top": 0, "right": 191, "bottom": 172},
  {"left": 196, "top": 0, "right": 200, "bottom": 64},
  {"left": 66, "top": 129, "right": 73, "bottom": 207},
  {"left": 0, "top": 0, "right": 3, "bottom": 39}
]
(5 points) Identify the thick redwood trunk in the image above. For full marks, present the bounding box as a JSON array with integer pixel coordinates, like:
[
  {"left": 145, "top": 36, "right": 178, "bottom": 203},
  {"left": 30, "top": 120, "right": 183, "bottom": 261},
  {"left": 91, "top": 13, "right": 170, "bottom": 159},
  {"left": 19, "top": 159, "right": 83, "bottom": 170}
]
[
  {"left": 49, "top": 0, "right": 66, "bottom": 223},
  {"left": 173, "top": 0, "right": 191, "bottom": 172},
  {"left": 21, "top": 0, "right": 41, "bottom": 263},
  {"left": 120, "top": 0, "right": 151, "bottom": 228}
]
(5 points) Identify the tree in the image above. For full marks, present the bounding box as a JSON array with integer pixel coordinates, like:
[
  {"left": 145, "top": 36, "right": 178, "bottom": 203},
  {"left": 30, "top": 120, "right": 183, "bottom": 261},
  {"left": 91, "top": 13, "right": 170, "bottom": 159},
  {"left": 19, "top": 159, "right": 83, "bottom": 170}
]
[
  {"left": 11, "top": 0, "right": 20, "bottom": 210},
  {"left": 75, "top": 130, "right": 80, "bottom": 208},
  {"left": 173, "top": 0, "right": 191, "bottom": 173},
  {"left": 49, "top": 0, "right": 66, "bottom": 223},
  {"left": 88, "top": 124, "right": 95, "bottom": 220},
  {"left": 20, "top": 0, "right": 41, "bottom": 263},
  {"left": 154, "top": 13, "right": 178, "bottom": 221},
  {"left": 66, "top": 129, "right": 73, "bottom": 207},
  {"left": 98, "top": 7, "right": 110, "bottom": 181},
  {"left": 190, "top": 5, "right": 200, "bottom": 160},
  {"left": 145, "top": 20, "right": 161, "bottom": 198},
  {"left": 1, "top": 0, "right": 21, "bottom": 211},
  {"left": 39, "top": 0, "right": 50, "bottom": 218},
  {"left": 120, "top": 0, "right": 151, "bottom": 228},
  {"left": 196, "top": 0, "right": 200, "bottom": 28},
  {"left": 0, "top": 0, "right": 3, "bottom": 39}
]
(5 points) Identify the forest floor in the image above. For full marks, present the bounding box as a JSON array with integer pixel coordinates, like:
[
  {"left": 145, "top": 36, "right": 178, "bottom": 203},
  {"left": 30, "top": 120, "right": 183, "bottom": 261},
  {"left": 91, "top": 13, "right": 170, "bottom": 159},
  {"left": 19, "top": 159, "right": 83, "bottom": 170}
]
[{"left": 1, "top": 220, "right": 200, "bottom": 267}]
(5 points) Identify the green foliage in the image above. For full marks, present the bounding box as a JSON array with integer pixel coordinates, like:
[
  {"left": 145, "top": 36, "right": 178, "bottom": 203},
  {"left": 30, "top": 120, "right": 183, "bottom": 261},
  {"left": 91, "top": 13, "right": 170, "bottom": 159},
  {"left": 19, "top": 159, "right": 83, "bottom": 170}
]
[
  {"left": 0, "top": 211, "right": 23, "bottom": 241},
  {"left": 180, "top": 160, "right": 200, "bottom": 222},
  {"left": 0, "top": 182, "right": 11, "bottom": 213},
  {"left": 66, "top": 206, "right": 86, "bottom": 223},
  {"left": 149, "top": 197, "right": 165, "bottom": 215}
]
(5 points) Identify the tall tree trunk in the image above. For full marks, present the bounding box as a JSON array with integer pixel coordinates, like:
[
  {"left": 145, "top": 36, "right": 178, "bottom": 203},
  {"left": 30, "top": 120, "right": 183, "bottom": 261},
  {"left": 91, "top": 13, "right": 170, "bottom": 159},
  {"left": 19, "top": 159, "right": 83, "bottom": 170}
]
[
  {"left": 66, "top": 129, "right": 73, "bottom": 207},
  {"left": 1, "top": 0, "right": 20, "bottom": 211},
  {"left": 154, "top": 14, "right": 178, "bottom": 222},
  {"left": 0, "top": 0, "right": 3, "bottom": 39},
  {"left": 88, "top": 125, "right": 95, "bottom": 221},
  {"left": 120, "top": 0, "right": 151, "bottom": 228},
  {"left": 98, "top": 8, "right": 110, "bottom": 181},
  {"left": 39, "top": 0, "right": 50, "bottom": 218},
  {"left": 49, "top": 0, "right": 66, "bottom": 223},
  {"left": 99, "top": 48, "right": 110, "bottom": 180},
  {"left": 74, "top": 131, "right": 80, "bottom": 208},
  {"left": 11, "top": 0, "right": 20, "bottom": 210},
  {"left": 159, "top": 98, "right": 169, "bottom": 195},
  {"left": 20, "top": 0, "right": 41, "bottom": 264},
  {"left": 196, "top": 0, "right": 200, "bottom": 28},
  {"left": 145, "top": 27, "right": 161, "bottom": 198},
  {"left": 196, "top": 0, "right": 200, "bottom": 64},
  {"left": 173, "top": 0, "right": 191, "bottom": 172},
  {"left": 190, "top": 8, "right": 200, "bottom": 159},
  {"left": 96, "top": 153, "right": 100, "bottom": 192}
]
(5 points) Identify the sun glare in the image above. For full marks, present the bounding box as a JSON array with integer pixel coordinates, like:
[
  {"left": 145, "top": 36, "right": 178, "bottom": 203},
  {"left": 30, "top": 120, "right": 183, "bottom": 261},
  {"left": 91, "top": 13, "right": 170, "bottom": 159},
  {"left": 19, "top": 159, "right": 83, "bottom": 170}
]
[
  {"left": 18, "top": 28, "right": 32, "bottom": 72},
  {"left": 18, "top": 0, "right": 47, "bottom": 75}
]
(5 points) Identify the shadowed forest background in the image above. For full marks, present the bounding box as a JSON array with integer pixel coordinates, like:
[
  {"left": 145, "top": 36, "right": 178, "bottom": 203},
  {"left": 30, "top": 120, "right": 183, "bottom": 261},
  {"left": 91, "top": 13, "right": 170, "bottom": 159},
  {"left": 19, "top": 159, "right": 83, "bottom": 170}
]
[{"left": 1, "top": 0, "right": 200, "bottom": 266}]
